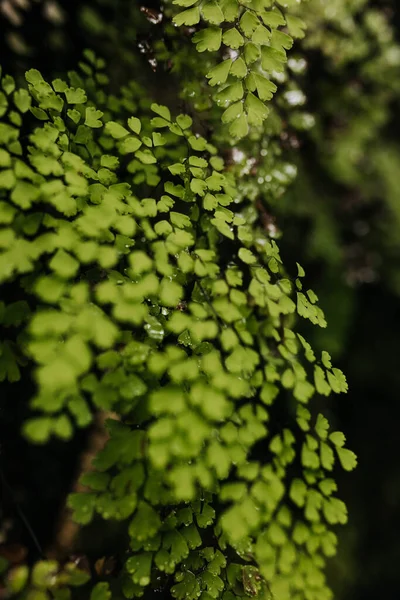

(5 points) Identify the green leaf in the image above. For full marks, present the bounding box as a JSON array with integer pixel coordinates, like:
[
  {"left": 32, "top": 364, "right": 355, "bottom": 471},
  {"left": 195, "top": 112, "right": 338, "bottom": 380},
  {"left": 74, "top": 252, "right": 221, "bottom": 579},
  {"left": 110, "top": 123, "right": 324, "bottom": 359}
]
[
  {"left": 0, "top": 149, "right": 10, "bottom": 167},
  {"left": 229, "top": 112, "right": 248, "bottom": 138},
  {"left": 129, "top": 502, "right": 161, "bottom": 541},
  {"left": 289, "top": 479, "right": 307, "bottom": 507},
  {"left": 90, "top": 582, "right": 111, "bottom": 600},
  {"left": 260, "top": 382, "right": 279, "bottom": 405},
  {"left": 126, "top": 553, "right": 153, "bottom": 587},
  {"left": 222, "top": 101, "right": 243, "bottom": 123},
  {"left": 252, "top": 24, "right": 271, "bottom": 45},
  {"left": 23, "top": 417, "right": 53, "bottom": 444},
  {"left": 49, "top": 250, "right": 80, "bottom": 279},
  {"left": 120, "top": 136, "right": 142, "bottom": 153},
  {"left": 193, "top": 27, "right": 222, "bottom": 52},
  {"left": 329, "top": 431, "right": 346, "bottom": 447},
  {"left": 254, "top": 74, "right": 277, "bottom": 101},
  {"left": 174, "top": 6, "right": 201, "bottom": 26},
  {"left": 220, "top": 0, "right": 239, "bottom": 21},
  {"left": 128, "top": 116, "right": 142, "bottom": 134},
  {"left": 261, "top": 10, "right": 286, "bottom": 28},
  {"left": 136, "top": 149, "right": 157, "bottom": 164},
  {"left": 53, "top": 414, "right": 73, "bottom": 440},
  {"left": 13, "top": 89, "right": 31, "bottom": 113},
  {"left": 230, "top": 57, "right": 247, "bottom": 78},
  {"left": 206, "top": 60, "right": 232, "bottom": 87},
  {"left": 67, "top": 108, "right": 81, "bottom": 124},
  {"left": 65, "top": 87, "right": 87, "bottom": 104},
  {"left": 223, "top": 28, "right": 244, "bottom": 49},
  {"left": 202, "top": 1, "right": 224, "bottom": 24},
  {"left": 152, "top": 132, "right": 165, "bottom": 146},
  {"left": 151, "top": 103, "right": 171, "bottom": 121},
  {"left": 261, "top": 46, "right": 287, "bottom": 72},
  {"left": 238, "top": 247, "right": 257, "bottom": 264},
  {"left": 160, "top": 279, "right": 183, "bottom": 307},
  {"left": 270, "top": 29, "right": 293, "bottom": 51},
  {"left": 315, "top": 413, "right": 329, "bottom": 440},
  {"left": 239, "top": 11, "right": 260, "bottom": 36},
  {"left": 216, "top": 82, "right": 244, "bottom": 106},
  {"left": 173, "top": 0, "right": 198, "bottom": 6},
  {"left": 105, "top": 121, "right": 129, "bottom": 139},
  {"left": 336, "top": 447, "right": 358, "bottom": 471},
  {"left": 286, "top": 14, "right": 307, "bottom": 39},
  {"left": 314, "top": 366, "right": 331, "bottom": 396},
  {"left": 31, "top": 561, "right": 58, "bottom": 588},
  {"left": 85, "top": 106, "right": 103, "bottom": 127},
  {"left": 320, "top": 441, "right": 335, "bottom": 470},
  {"left": 176, "top": 114, "right": 193, "bottom": 130},
  {"left": 245, "top": 93, "right": 269, "bottom": 125},
  {"left": 25, "top": 69, "right": 44, "bottom": 86},
  {"left": 244, "top": 42, "right": 261, "bottom": 64},
  {"left": 0, "top": 169, "right": 16, "bottom": 190}
]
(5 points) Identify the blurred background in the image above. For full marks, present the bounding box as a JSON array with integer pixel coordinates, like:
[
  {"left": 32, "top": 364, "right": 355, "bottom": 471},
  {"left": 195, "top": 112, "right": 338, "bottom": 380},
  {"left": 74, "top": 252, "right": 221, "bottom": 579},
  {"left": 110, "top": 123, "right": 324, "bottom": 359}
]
[{"left": 1, "top": 1, "right": 400, "bottom": 599}]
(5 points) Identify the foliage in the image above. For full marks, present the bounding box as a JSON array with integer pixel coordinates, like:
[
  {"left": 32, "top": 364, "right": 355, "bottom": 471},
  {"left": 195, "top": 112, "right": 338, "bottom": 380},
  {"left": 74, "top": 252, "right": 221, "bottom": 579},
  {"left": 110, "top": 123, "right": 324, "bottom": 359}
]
[
  {"left": 278, "top": 0, "right": 400, "bottom": 339},
  {"left": 0, "top": 2, "right": 357, "bottom": 600}
]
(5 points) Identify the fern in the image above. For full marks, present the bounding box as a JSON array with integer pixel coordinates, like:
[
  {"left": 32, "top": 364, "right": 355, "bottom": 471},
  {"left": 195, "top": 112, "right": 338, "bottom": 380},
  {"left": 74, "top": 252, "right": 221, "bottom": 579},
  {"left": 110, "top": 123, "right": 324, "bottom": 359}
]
[
  {"left": 171, "top": 0, "right": 306, "bottom": 137},
  {"left": 0, "top": 4, "right": 356, "bottom": 600}
]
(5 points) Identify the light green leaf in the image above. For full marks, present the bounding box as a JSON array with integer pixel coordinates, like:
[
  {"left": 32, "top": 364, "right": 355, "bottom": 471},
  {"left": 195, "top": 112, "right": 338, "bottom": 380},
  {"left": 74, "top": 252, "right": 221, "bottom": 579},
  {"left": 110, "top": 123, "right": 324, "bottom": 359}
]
[
  {"left": 202, "top": 1, "right": 224, "bottom": 24},
  {"left": 254, "top": 74, "right": 277, "bottom": 101},
  {"left": 239, "top": 11, "right": 260, "bottom": 36},
  {"left": 229, "top": 112, "right": 248, "bottom": 138},
  {"left": 176, "top": 114, "right": 193, "bottom": 130},
  {"left": 173, "top": 0, "right": 198, "bottom": 6},
  {"left": 261, "top": 10, "right": 286, "bottom": 28},
  {"left": 174, "top": 6, "right": 200, "bottom": 26},
  {"left": 23, "top": 417, "right": 53, "bottom": 444},
  {"left": 315, "top": 413, "right": 329, "bottom": 440},
  {"left": 216, "top": 82, "right": 244, "bottom": 105},
  {"left": 90, "top": 582, "right": 111, "bottom": 600},
  {"left": 261, "top": 46, "right": 287, "bottom": 72},
  {"left": 206, "top": 60, "right": 232, "bottom": 87},
  {"left": 222, "top": 28, "right": 244, "bottom": 49},
  {"left": 105, "top": 121, "right": 129, "bottom": 139},
  {"left": 320, "top": 441, "right": 335, "bottom": 470},
  {"left": 120, "top": 136, "right": 142, "bottom": 153},
  {"left": 238, "top": 247, "right": 257, "bottom": 264},
  {"left": 230, "top": 57, "right": 247, "bottom": 78},
  {"left": 329, "top": 431, "right": 346, "bottom": 448},
  {"left": 13, "top": 89, "right": 31, "bottom": 113},
  {"left": 160, "top": 279, "right": 183, "bottom": 307},
  {"left": 286, "top": 14, "right": 307, "bottom": 39},
  {"left": 85, "top": 106, "right": 103, "bottom": 127},
  {"left": 271, "top": 29, "right": 292, "bottom": 53},
  {"left": 336, "top": 447, "right": 358, "bottom": 472},
  {"left": 244, "top": 42, "right": 261, "bottom": 64},
  {"left": 151, "top": 103, "right": 171, "bottom": 121},
  {"left": 128, "top": 116, "right": 142, "bottom": 134},
  {"left": 193, "top": 27, "right": 222, "bottom": 52},
  {"left": 65, "top": 87, "right": 87, "bottom": 104},
  {"left": 289, "top": 479, "right": 307, "bottom": 507},
  {"left": 314, "top": 366, "right": 331, "bottom": 397},
  {"left": 245, "top": 93, "right": 269, "bottom": 125},
  {"left": 252, "top": 24, "right": 271, "bottom": 45},
  {"left": 222, "top": 101, "right": 243, "bottom": 123},
  {"left": 49, "top": 250, "right": 80, "bottom": 279}
]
